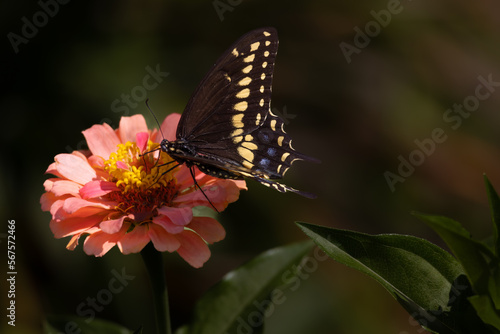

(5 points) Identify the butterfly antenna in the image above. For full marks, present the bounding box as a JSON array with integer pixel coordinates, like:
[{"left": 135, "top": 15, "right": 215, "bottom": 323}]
[
  {"left": 188, "top": 166, "right": 220, "bottom": 213},
  {"left": 145, "top": 99, "right": 166, "bottom": 140},
  {"left": 140, "top": 99, "right": 166, "bottom": 173}
]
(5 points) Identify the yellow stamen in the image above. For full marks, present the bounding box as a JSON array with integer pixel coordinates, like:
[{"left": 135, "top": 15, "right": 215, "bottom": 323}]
[
  {"left": 103, "top": 140, "right": 180, "bottom": 225},
  {"left": 104, "top": 141, "right": 176, "bottom": 192}
]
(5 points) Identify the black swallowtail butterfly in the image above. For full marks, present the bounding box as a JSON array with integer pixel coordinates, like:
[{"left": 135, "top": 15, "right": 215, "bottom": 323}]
[{"left": 159, "top": 27, "right": 318, "bottom": 200}]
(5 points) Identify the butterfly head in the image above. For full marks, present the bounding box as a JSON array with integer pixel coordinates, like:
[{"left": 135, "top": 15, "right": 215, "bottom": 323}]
[{"left": 160, "top": 138, "right": 196, "bottom": 160}]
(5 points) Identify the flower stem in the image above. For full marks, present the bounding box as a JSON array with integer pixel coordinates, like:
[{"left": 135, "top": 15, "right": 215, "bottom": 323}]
[{"left": 141, "top": 243, "right": 171, "bottom": 334}]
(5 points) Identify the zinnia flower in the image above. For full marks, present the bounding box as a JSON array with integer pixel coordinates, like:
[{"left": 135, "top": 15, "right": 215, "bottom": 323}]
[{"left": 41, "top": 114, "right": 246, "bottom": 268}]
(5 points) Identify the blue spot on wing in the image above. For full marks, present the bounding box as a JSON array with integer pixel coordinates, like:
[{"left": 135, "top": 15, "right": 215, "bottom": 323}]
[
  {"left": 259, "top": 158, "right": 270, "bottom": 167},
  {"left": 267, "top": 148, "right": 276, "bottom": 156}
]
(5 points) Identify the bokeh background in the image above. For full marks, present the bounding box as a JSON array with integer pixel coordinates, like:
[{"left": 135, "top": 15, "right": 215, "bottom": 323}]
[{"left": 2, "top": 0, "right": 500, "bottom": 333}]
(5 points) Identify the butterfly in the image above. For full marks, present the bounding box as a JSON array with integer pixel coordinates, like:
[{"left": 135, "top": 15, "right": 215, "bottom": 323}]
[{"left": 157, "top": 27, "right": 318, "bottom": 202}]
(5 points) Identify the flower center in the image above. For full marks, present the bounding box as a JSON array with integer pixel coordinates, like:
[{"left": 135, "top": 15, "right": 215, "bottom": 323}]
[{"left": 104, "top": 141, "right": 180, "bottom": 220}]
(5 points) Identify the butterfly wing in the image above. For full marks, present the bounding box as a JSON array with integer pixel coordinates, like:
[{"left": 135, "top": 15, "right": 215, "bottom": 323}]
[
  {"left": 175, "top": 27, "right": 318, "bottom": 198},
  {"left": 177, "top": 27, "right": 278, "bottom": 141}
]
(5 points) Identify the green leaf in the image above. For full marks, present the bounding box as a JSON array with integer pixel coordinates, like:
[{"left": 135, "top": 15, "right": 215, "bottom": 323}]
[
  {"left": 484, "top": 175, "right": 500, "bottom": 256},
  {"left": 43, "top": 315, "right": 134, "bottom": 334},
  {"left": 185, "top": 241, "right": 314, "bottom": 334},
  {"left": 469, "top": 295, "right": 500, "bottom": 331},
  {"left": 175, "top": 326, "right": 189, "bottom": 334},
  {"left": 297, "top": 222, "right": 472, "bottom": 334},
  {"left": 413, "top": 212, "right": 494, "bottom": 294},
  {"left": 490, "top": 265, "right": 500, "bottom": 310}
]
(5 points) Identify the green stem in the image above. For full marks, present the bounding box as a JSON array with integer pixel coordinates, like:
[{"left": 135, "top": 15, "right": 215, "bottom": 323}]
[{"left": 141, "top": 243, "right": 171, "bottom": 334}]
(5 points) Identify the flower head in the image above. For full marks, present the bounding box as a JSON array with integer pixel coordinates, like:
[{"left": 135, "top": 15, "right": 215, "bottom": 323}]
[{"left": 41, "top": 114, "right": 246, "bottom": 268}]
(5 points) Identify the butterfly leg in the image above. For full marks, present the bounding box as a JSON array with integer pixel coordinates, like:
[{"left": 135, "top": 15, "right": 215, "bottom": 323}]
[{"left": 188, "top": 166, "right": 220, "bottom": 213}]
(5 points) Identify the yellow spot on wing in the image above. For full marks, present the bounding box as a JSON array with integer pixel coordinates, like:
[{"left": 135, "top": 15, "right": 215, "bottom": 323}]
[
  {"left": 232, "top": 113, "right": 244, "bottom": 128},
  {"left": 244, "top": 54, "right": 255, "bottom": 63},
  {"left": 245, "top": 134, "right": 253, "bottom": 141},
  {"left": 255, "top": 113, "right": 261, "bottom": 125},
  {"left": 241, "top": 142, "right": 258, "bottom": 150},
  {"left": 259, "top": 98, "right": 264, "bottom": 107},
  {"left": 236, "top": 88, "right": 250, "bottom": 98},
  {"left": 242, "top": 160, "right": 254, "bottom": 169},
  {"left": 238, "top": 147, "right": 255, "bottom": 163},
  {"left": 263, "top": 31, "right": 271, "bottom": 37},
  {"left": 250, "top": 42, "right": 260, "bottom": 52},
  {"left": 231, "top": 128, "right": 244, "bottom": 137},
  {"left": 232, "top": 48, "right": 239, "bottom": 57},
  {"left": 260, "top": 85, "right": 265, "bottom": 93},
  {"left": 281, "top": 152, "right": 290, "bottom": 162},
  {"left": 260, "top": 73, "right": 266, "bottom": 80},
  {"left": 277, "top": 136, "right": 284, "bottom": 146},
  {"left": 265, "top": 41, "right": 271, "bottom": 46},
  {"left": 238, "top": 77, "right": 252, "bottom": 86},
  {"left": 233, "top": 135, "right": 243, "bottom": 143},
  {"left": 264, "top": 51, "right": 270, "bottom": 57},
  {"left": 242, "top": 65, "right": 252, "bottom": 73},
  {"left": 262, "top": 62, "right": 268, "bottom": 68},
  {"left": 270, "top": 119, "right": 277, "bottom": 131},
  {"left": 234, "top": 101, "right": 248, "bottom": 111}
]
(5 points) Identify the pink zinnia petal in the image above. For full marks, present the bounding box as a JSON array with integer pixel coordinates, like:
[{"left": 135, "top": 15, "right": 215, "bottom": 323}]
[
  {"left": 62, "top": 197, "right": 113, "bottom": 215},
  {"left": 50, "top": 214, "right": 104, "bottom": 238},
  {"left": 174, "top": 180, "right": 244, "bottom": 211},
  {"left": 136, "top": 132, "right": 149, "bottom": 153},
  {"left": 188, "top": 216, "right": 226, "bottom": 244},
  {"left": 176, "top": 230, "right": 211, "bottom": 268},
  {"left": 149, "top": 224, "right": 181, "bottom": 252},
  {"left": 82, "top": 123, "right": 121, "bottom": 159},
  {"left": 54, "top": 154, "right": 97, "bottom": 185},
  {"left": 45, "top": 179, "right": 82, "bottom": 197},
  {"left": 173, "top": 166, "right": 193, "bottom": 187},
  {"left": 40, "top": 191, "right": 59, "bottom": 212},
  {"left": 118, "top": 115, "right": 148, "bottom": 143},
  {"left": 100, "top": 215, "right": 128, "bottom": 234},
  {"left": 45, "top": 162, "right": 62, "bottom": 178},
  {"left": 80, "top": 181, "right": 120, "bottom": 199},
  {"left": 153, "top": 215, "right": 185, "bottom": 234},
  {"left": 43, "top": 178, "right": 71, "bottom": 194},
  {"left": 117, "top": 225, "right": 150, "bottom": 254},
  {"left": 55, "top": 204, "right": 108, "bottom": 221},
  {"left": 83, "top": 227, "right": 126, "bottom": 257},
  {"left": 156, "top": 206, "right": 193, "bottom": 226},
  {"left": 48, "top": 199, "right": 66, "bottom": 219},
  {"left": 66, "top": 234, "right": 81, "bottom": 250},
  {"left": 154, "top": 113, "right": 181, "bottom": 142},
  {"left": 116, "top": 161, "right": 128, "bottom": 169}
]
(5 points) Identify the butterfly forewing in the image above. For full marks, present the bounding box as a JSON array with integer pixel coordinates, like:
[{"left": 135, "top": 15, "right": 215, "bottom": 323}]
[{"left": 177, "top": 28, "right": 278, "bottom": 142}]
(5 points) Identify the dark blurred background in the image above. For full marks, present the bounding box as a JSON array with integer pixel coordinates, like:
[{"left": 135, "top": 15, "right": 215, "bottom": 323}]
[{"left": 2, "top": 0, "right": 500, "bottom": 333}]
